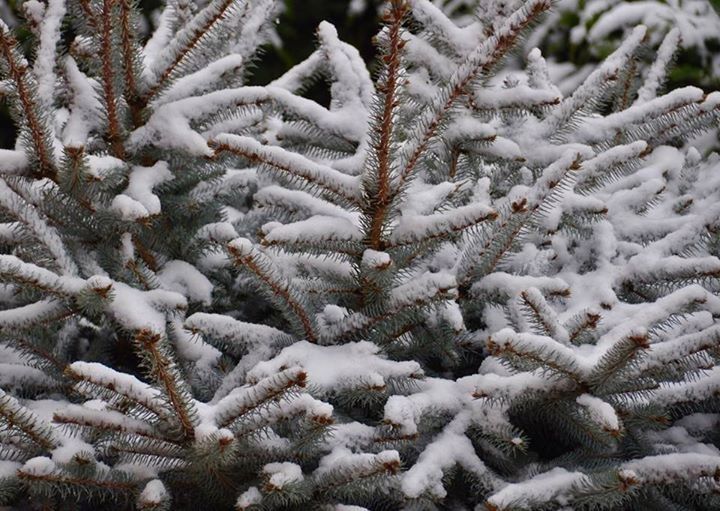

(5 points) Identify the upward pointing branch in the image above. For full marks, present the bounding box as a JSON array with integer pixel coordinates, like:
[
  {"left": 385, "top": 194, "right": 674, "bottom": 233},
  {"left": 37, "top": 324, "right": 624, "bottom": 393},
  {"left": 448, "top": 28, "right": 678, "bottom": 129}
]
[
  {"left": 100, "top": 0, "right": 125, "bottom": 159},
  {"left": 394, "top": 0, "right": 551, "bottom": 190},
  {"left": 119, "top": 0, "right": 144, "bottom": 128},
  {"left": 0, "top": 25, "right": 56, "bottom": 180},
  {"left": 365, "top": 0, "right": 408, "bottom": 250}
]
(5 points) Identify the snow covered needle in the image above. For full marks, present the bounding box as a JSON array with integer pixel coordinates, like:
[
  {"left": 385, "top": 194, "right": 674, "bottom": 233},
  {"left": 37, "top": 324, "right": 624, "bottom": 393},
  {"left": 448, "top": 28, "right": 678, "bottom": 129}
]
[{"left": 0, "top": 0, "right": 719, "bottom": 509}]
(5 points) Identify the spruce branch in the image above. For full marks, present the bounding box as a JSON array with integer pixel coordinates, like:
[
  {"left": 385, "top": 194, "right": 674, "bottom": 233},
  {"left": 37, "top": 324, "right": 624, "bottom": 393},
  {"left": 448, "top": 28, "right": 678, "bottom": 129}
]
[
  {"left": 52, "top": 404, "right": 163, "bottom": 441},
  {"left": 227, "top": 238, "right": 317, "bottom": 343},
  {"left": 211, "top": 134, "right": 362, "bottom": 206},
  {"left": 118, "top": 0, "right": 144, "bottom": 128},
  {"left": 65, "top": 361, "right": 172, "bottom": 421},
  {"left": 132, "top": 329, "right": 197, "bottom": 441},
  {"left": 0, "top": 22, "right": 56, "bottom": 180},
  {"left": 363, "top": 0, "right": 408, "bottom": 251},
  {"left": 99, "top": 0, "right": 125, "bottom": 159},
  {"left": 0, "top": 389, "right": 58, "bottom": 452},
  {"left": 144, "top": 0, "right": 246, "bottom": 102},
  {"left": 394, "top": 0, "right": 551, "bottom": 188},
  {"left": 0, "top": 179, "right": 78, "bottom": 276},
  {"left": 214, "top": 367, "right": 307, "bottom": 429},
  {"left": 17, "top": 463, "right": 138, "bottom": 500}
]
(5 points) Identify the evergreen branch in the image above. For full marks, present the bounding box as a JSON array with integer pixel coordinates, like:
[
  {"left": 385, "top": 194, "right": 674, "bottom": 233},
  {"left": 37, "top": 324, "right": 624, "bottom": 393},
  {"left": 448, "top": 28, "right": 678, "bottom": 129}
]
[
  {"left": 0, "top": 179, "right": 78, "bottom": 276},
  {"left": 133, "top": 329, "right": 197, "bottom": 441},
  {"left": 588, "top": 333, "right": 650, "bottom": 392},
  {"left": 144, "top": 0, "right": 244, "bottom": 102},
  {"left": 0, "top": 389, "right": 58, "bottom": 451},
  {"left": 641, "top": 325, "right": 720, "bottom": 372},
  {"left": 12, "top": 337, "right": 67, "bottom": 375},
  {"left": 52, "top": 404, "right": 166, "bottom": 442},
  {"left": 635, "top": 28, "right": 681, "bottom": 105},
  {"left": 364, "top": 0, "right": 408, "bottom": 250},
  {"left": 110, "top": 440, "right": 187, "bottom": 468},
  {"left": 313, "top": 450, "right": 400, "bottom": 496},
  {"left": 459, "top": 151, "right": 585, "bottom": 287},
  {"left": 0, "top": 255, "right": 81, "bottom": 298},
  {"left": 457, "top": 198, "right": 529, "bottom": 288},
  {"left": 0, "top": 300, "right": 73, "bottom": 331},
  {"left": 0, "top": 23, "right": 56, "bottom": 180},
  {"left": 17, "top": 465, "right": 138, "bottom": 495},
  {"left": 566, "top": 310, "right": 602, "bottom": 345},
  {"left": 518, "top": 288, "right": 569, "bottom": 344},
  {"left": 388, "top": 203, "right": 498, "bottom": 248},
  {"left": 65, "top": 362, "right": 171, "bottom": 421},
  {"left": 118, "top": 0, "right": 144, "bottom": 128},
  {"left": 214, "top": 367, "right": 307, "bottom": 429},
  {"left": 76, "top": 0, "right": 100, "bottom": 32},
  {"left": 184, "top": 312, "right": 292, "bottom": 358},
  {"left": 99, "top": 0, "right": 125, "bottom": 158},
  {"left": 227, "top": 238, "right": 317, "bottom": 343},
  {"left": 394, "top": 0, "right": 551, "bottom": 188},
  {"left": 540, "top": 25, "right": 647, "bottom": 138},
  {"left": 488, "top": 330, "right": 584, "bottom": 387},
  {"left": 210, "top": 134, "right": 362, "bottom": 205}
]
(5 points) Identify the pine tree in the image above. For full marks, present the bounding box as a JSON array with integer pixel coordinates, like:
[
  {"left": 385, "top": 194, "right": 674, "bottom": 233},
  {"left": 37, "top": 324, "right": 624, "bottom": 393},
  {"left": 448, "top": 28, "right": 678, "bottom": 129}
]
[{"left": 0, "top": 0, "right": 719, "bottom": 510}]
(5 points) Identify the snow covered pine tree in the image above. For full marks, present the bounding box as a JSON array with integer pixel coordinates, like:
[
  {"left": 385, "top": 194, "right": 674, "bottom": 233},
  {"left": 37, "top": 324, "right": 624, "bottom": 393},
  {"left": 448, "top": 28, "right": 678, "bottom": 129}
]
[{"left": 0, "top": 0, "right": 720, "bottom": 509}]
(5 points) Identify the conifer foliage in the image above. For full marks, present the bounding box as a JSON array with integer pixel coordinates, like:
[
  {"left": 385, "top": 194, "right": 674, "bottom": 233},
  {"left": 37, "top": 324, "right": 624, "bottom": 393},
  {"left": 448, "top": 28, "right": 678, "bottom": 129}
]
[{"left": 0, "top": 0, "right": 719, "bottom": 509}]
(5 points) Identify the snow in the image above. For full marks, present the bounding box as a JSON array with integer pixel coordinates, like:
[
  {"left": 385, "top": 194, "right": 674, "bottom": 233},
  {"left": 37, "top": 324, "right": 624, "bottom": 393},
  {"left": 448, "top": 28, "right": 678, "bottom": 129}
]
[
  {"left": 53, "top": 402, "right": 156, "bottom": 437},
  {"left": 391, "top": 203, "right": 496, "bottom": 246},
  {"left": 236, "top": 487, "right": 262, "bottom": 509},
  {"left": 32, "top": 0, "right": 65, "bottom": 110},
  {"left": 486, "top": 467, "right": 587, "bottom": 509},
  {"left": 130, "top": 87, "right": 269, "bottom": 156},
  {"left": 0, "top": 460, "right": 20, "bottom": 479},
  {"left": 472, "top": 273, "right": 570, "bottom": 300},
  {"left": 155, "top": 54, "right": 244, "bottom": 106},
  {"left": 185, "top": 312, "right": 289, "bottom": 358},
  {"left": 20, "top": 457, "right": 56, "bottom": 476},
  {"left": 384, "top": 377, "right": 465, "bottom": 436},
  {"left": 635, "top": 28, "right": 681, "bottom": 105},
  {"left": 361, "top": 249, "right": 391, "bottom": 269},
  {"left": 88, "top": 277, "right": 187, "bottom": 332},
  {"left": 619, "top": 453, "right": 720, "bottom": 483},
  {"left": 211, "top": 134, "right": 362, "bottom": 203},
  {"left": 390, "top": 271, "right": 457, "bottom": 308},
  {"left": 247, "top": 341, "right": 423, "bottom": 394},
  {"left": 576, "top": 393, "right": 620, "bottom": 432},
  {"left": 0, "top": 149, "right": 28, "bottom": 174},
  {"left": 401, "top": 412, "right": 496, "bottom": 499},
  {"left": 138, "top": 479, "right": 169, "bottom": 505},
  {"left": 255, "top": 186, "right": 357, "bottom": 221},
  {"left": 263, "top": 462, "right": 303, "bottom": 488},
  {"left": 0, "top": 254, "right": 83, "bottom": 294},
  {"left": 51, "top": 438, "right": 94, "bottom": 464},
  {"left": 262, "top": 215, "right": 361, "bottom": 246},
  {"left": 68, "top": 361, "right": 166, "bottom": 414},
  {"left": 315, "top": 447, "right": 400, "bottom": 478},
  {"left": 541, "top": 25, "right": 648, "bottom": 135},
  {"left": 111, "top": 161, "right": 174, "bottom": 221},
  {"left": 157, "top": 261, "right": 213, "bottom": 305}
]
